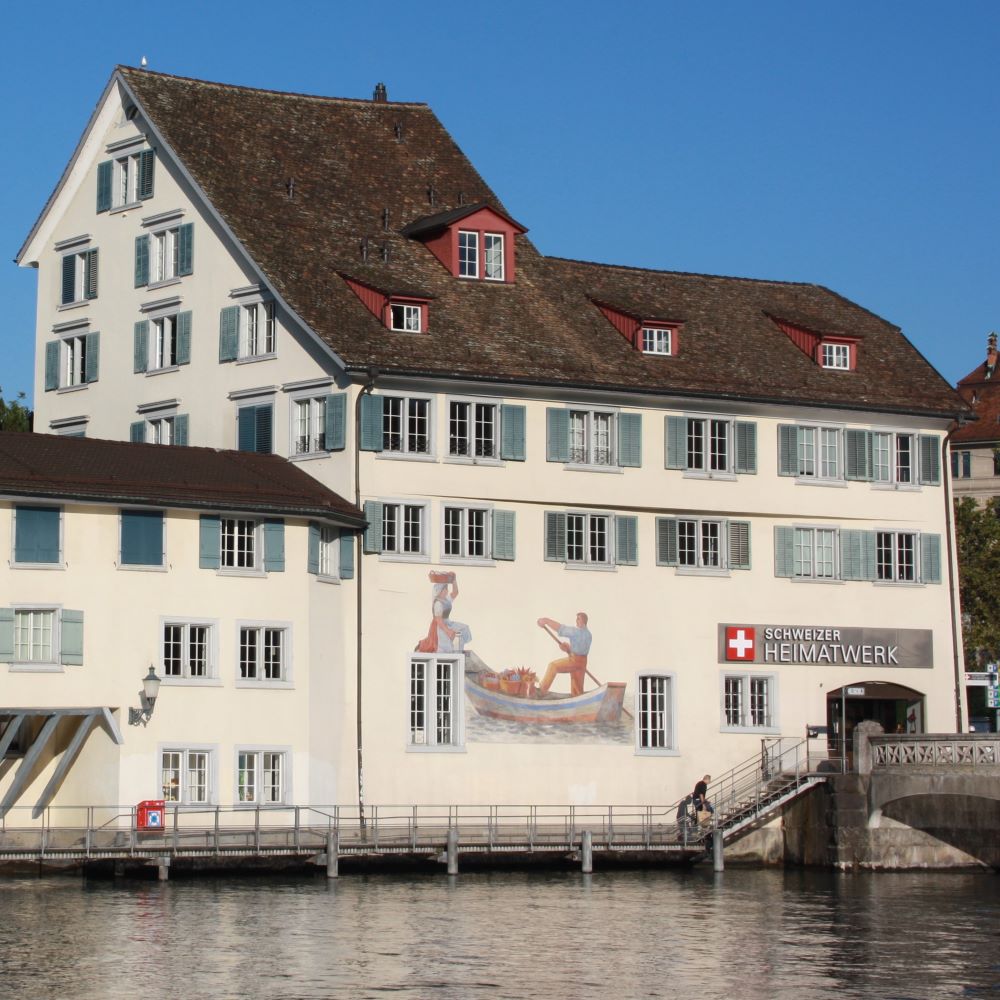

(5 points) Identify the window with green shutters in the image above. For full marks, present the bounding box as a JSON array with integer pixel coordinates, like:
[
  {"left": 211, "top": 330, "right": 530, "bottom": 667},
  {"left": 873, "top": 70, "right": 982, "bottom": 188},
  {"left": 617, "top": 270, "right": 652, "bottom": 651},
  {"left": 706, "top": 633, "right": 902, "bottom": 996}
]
[
  {"left": 46, "top": 334, "right": 99, "bottom": 391},
  {"left": 544, "top": 510, "right": 637, "bottom": 567},
  {"left": 292, "top": 393, "right": 346, "bottom": 454},
  {"left": 545, "top": 408, "right": 641, "bottom": 468},
  {"left": 308, "top": 524, "right": 356, "bottom": 579},
  {"left": 808, "top": 428, "right": 941, "bottom": 487},
  {"left": 198, "top": 515, "right": 285, "bottom": 573},
  {"left": 777, "top": 424, "right": 841, "bottom": 480},
  {"left": 119, "top": 510, "right": 165, "bottom": 567},
  {"left": 60, "top": 248, "right": 98, "bottom": 305},
  {"left": 99, "top": 148, "right": 154, "bottom": 211},
  {"left": 0, "top": 608, "right": 84, "bottom": 666},
  {"left": 13, "top": 506, "right": 62, "bottom": 565},
  {"left": 665, "top": 416, "right": 756, "bottom": 475},
  {"left": 656, "top": 517, "right": 751, "bottom": 571},
  {"left": 132, "top": 413, "right": 189, "bottom": 445},
  {"left": 134, "top": 313, "right": 192, "bottom": 372},
  {"left": 135, "top": 224, "right": 193, "bottom": 286},
  {"left": 220, "top": 302, "right": 277, "bottom": 361},
  {"left": 237, "top": 403, "right": 274, "bottom": 454},
  {"left": 440, "top": 506, "right": 517, "bottom": 561},
  {"left": 447, "top": 399, "right": 526, "bottom": 462}
]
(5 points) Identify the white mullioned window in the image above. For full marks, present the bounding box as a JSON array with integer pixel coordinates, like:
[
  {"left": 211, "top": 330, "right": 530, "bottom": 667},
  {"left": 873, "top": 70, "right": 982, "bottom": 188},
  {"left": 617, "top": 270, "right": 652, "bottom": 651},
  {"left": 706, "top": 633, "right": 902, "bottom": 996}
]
[
  {"left": 876, "top": 531, "right": 916, "bottom": 582},
  {"left": 381, "top": 503, "right": 426, "bottom": 555},
  {"left": 722, "top": 674, "right": 776, "bottom": 730},
  {"left": 153, "top": 227, "right": 180, "bottom": 283},
  {"left": 14, "top": 609, "right": 55, "bottom": 663},
  {"left": 318, "top": 525, "right": 338, "bottom": 577},
  {"left": 161, "top": 748, "right": 211, "bottom": 804},
  {"left": 61, "top": 248, "right": 98, "bottom": 305},
  {"left": 236, "top": 750, "right": 286, "bottom": 804},
  {"left": 822, "top": 343, "right": 851, "bottom": 369},
  {"left": 793, "top": 527, "right": 837, "bottom": 579},
  {"left": 162, "top": 622, "right": 212, "bottom": 679},
  {"left": 795, "top": 426, "right": 841, "bottom": 479},
  {"left": 443, "top": 506, "right": 489, "bottom": 559},
  {"left": 872, "top": 432, "right": 916, "bottom": 486},
  {"left": 641, "top": 327, "right": 672, "bottom": 355},
  {"left": 152, "top": 315, "right": 178, "bottom": 370},
  {"left": 687, "top": 417, "right": 730, "bottom": 472},
  {"left": 390, "top": 303, "right": 422, "bottom": 332},
  {"left": 566, "top": 512, "right": 611, "bottom": 565},
  {"left": 221, "top": 518, "right": 257, "bottom": 569},
  {"left": 115, "top": 153, "right": 138, "bottom": 207},
  {"left": 569, "top": 409, "right": 614, "bottom": 466},
  {"left": 448, "top": 400, "right": 497, "bottom": 458},
  {"left": 148, "top": 415, "right": 175, "bottom": 445},
  {"left": 241, "top": 301, "right": 276, "bottom": 358},
  {"left": 409, "top": 655, "right": 463, "bottom": 748},
  {"left": 636, "top": 674, "right": 673, "bottom": 750},
  {"left": 678, "top": 518, "right": 722, "bottom": 569},
  {"left": 294, "top": 397, "right": 327, "bottom": 454},
  {"left": 63, "top": 336, "right": 89, "bottom": 388},
  {"left": 382, "top": 395, "right": 431, "bottom": 455},
  {"left": 458, "top": 230, "right": 478, "bottom": 278},
  {"left": 239, "top": 626, "right": 286, "bottom": 681},
  {"left": 484, "top": 233, "right": 504, "bottom": 280}
]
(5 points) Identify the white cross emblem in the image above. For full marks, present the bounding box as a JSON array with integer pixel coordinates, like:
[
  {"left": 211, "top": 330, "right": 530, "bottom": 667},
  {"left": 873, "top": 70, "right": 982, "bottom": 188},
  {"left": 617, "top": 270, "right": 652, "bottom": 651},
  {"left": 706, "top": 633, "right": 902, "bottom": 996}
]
[{"left": 726, "top": 627, "right": 755, "bottom": 660}]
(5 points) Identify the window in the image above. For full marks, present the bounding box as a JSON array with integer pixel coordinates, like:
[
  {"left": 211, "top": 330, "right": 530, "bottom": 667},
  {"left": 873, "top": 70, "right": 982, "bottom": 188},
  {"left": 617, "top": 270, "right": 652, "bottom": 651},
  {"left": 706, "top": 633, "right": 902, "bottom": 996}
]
[
  {"left": 484, "top": 233, "right": 504, "bottom": 280},
  {"left": 792, "top": 527, "right": 837, "bottom": 579},
  {"left": 390, "top": 302, "right": 422, "bottom": 332},
  {"left": 154, "top": 316, "right": 179, "bottom": 369},
  {"left": 409, "top": 655, "right": 463, "bottom": 748},
  {"left": 443, "top": 506, "right": 488, "bottom": 559},
  {"left": 689, "top": 417, "right": 728, "bottom": 472},
  {"left": 666, "top": 416, "right": 756, "bottom": 475},
  {"left": 568, "top": 512, "right": 611, "bottom": 565},
  {"left": 14, "top": 609, "right": 55, "bottom": 663},
  {"left": 678, "top": 518, "right": 722, "bottom": 569},
  {"left": 236, "top": 750, "right": 286, "bottom": 804},
  {"left": 821, "top": 343, "right": 851, "bottom": 369},
  {"left": 222, "top": 518, "right": 257, "bottom": 569},
  {"left": 2, "top": 607, "right": 84, "bottom": 666},
  {"left": 545, "top": 511, "right": 637, "bottom": 567},
  {"left": 872, "top": 432, "right": 915, "bottom": 485},
  {"left": 952, "top": 450, "right": 971, "bottom": 479},
  {"left": 449, "top": 400, "right": 497, "bottom": 458},
  {"left": 134, "top": 224, "right": 192, "bottom": 287},
  {"left": 722, "top": 674, "right": 776, "bottom": 730},
  {"left": 641, "top": 327, "right": 672, "bottom": 356},
  {"left": 382, "top": 503, "right": 426, "bottom": 555},
  {"left": 876, "top": 531, "right": 916, "bottom": 582},
  {"left": 239, "top": 626, "right": 286, "bottom": 681},
  {"left": 782, "top": 425, "right": 841, "bottom": 479},
  {"left": 294, "top": 397, "right": 327, "bottom": 454},
  {"left": 120, "top": 510, "right": 164, "bottom": 567},
  {"left": 150, "top": 416, "right": 175, "bottom": 445},
  {"left": 243, "top": 301, "right": 276, "bottom": 357},
  {"left": 656, "top": 517, "right": 750, "bottom": 572},
  {"left": 130, "top": 413, "right": 188, "bottom": 446},
  {"left": 236, "top": 402, "right": 273, "bottom": 454},
  {"left": 43, "top": 333, "right": 101, "bottom": 390},
  {"left": 842, "top": 429, "right": 939, "bottom": 486},
  {"left": 113, "top": 150, "right": 154, "bottom": 208},
  {"left": 636, "top": 674, "right": 673, "bottom": 751},
  {"left": 60, "top": 249, "right": 98, "bottom": 305},
  {"left": 458, "top": 230, "right": 478, "bottom": 278},
  {"left": 162, "top": 622, "right": 213, "bottom": 678},
  {"left": 13, "top": 506, "right": 61, "bottom": 565},
  {"left": 382, "top": 395, "right": 431, "bottom": 455},
  {"left": 317, "top": 525, "right": 338, "bottom": 577},
  {"left": 569, "top": 410, "right": 614, "bottom": 466},
  {"left": 161, "top": 748, "right": 211, "bottom": 804},
  {"left": 200, "top": 515, "right": 283, "bottom": 573}
]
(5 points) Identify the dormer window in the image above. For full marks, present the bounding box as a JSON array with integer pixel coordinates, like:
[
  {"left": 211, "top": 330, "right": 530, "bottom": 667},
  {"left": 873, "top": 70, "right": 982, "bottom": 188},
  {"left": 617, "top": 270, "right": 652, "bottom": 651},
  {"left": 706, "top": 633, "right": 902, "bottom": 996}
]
[
  {"left": 390, "top": 302, "right": 422, "bottom": 333},
  {"left": 641, "top": 327, "right": 673, "bottom": 356},
  {"left": 458, "top": 231, "right": 478, "bottom": 278},
  {"left": 821, "top": 342, "right": 851, "bottom": 370},
  {"left": 484, "top": 234, "right": 505, "bottom": 280},
  {"left": 771, "top": 316, "right": 859, "bottom": 372},
  {"left": 595, "top": 302, "right": 681, "bottom": 356}
]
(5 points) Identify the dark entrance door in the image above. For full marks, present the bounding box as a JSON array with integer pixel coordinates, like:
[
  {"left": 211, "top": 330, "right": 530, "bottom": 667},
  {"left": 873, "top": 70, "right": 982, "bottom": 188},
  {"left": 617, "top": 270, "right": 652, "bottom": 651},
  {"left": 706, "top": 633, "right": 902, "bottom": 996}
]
[{"left": 826, "top": 682, "right": 925, "bottom": 763}]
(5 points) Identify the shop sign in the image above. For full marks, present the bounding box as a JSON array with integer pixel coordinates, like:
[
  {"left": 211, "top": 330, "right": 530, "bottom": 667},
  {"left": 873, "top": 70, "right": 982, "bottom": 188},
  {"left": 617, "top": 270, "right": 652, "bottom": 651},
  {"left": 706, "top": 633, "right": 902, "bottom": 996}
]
[{"left": 718, "top": 624, "right": 933, "bottom": 668}]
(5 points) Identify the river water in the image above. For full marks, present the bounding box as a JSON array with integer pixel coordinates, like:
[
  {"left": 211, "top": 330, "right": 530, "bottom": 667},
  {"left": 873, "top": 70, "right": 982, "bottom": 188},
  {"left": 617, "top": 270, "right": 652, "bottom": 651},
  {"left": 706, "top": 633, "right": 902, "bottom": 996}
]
[{"left": 1, "top": 867, "right": 997, "bottom": 1000}]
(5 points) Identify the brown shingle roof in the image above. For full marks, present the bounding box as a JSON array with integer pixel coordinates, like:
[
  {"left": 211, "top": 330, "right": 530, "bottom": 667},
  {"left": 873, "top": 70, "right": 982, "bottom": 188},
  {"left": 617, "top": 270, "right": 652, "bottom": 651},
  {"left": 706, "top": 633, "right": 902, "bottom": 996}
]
[
  {"left": 0, "top": 433, "right": 363, "bottom": 523},
  {"left": 118, "top": 67, "right": 968, "bottom": 420}
]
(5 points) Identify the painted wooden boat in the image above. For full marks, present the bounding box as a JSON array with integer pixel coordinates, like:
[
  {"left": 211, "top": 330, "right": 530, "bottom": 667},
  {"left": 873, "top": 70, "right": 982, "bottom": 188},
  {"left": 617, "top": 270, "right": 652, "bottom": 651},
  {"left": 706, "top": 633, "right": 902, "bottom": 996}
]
[{"left": 465, "top": 673, "right": 626, "bottom": 725}]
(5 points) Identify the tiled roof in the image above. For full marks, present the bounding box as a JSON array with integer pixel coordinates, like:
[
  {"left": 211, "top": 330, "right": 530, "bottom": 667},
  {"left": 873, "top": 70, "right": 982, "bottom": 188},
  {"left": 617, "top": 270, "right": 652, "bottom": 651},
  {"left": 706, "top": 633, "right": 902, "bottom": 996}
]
[
  {"left": 0, "top": 433, "right": 363, "bottom": 523},
  {"left": 952, "top": 360, "right": 1000, "bottom": 445},
  {"left": 118, "top": 67, "right": 968, "bottom": 420}
]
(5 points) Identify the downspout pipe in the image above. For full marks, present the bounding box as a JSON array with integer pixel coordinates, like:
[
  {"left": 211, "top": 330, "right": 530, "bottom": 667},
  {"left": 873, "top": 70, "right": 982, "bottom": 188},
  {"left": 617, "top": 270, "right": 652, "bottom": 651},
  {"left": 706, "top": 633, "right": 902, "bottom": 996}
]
[
  {"left": 942, "top": 424, "right": 967, "bottom": 732},
  {"left": 354, "top": 366, "right": 379, "bottom": 831}
]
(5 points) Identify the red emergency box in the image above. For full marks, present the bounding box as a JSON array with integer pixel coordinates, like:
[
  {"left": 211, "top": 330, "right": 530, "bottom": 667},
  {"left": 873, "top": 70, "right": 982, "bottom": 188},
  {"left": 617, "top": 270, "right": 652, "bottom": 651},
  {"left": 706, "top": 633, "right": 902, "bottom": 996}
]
[{"left": 137, "top": 799, "right": 166, "bottom": 831}]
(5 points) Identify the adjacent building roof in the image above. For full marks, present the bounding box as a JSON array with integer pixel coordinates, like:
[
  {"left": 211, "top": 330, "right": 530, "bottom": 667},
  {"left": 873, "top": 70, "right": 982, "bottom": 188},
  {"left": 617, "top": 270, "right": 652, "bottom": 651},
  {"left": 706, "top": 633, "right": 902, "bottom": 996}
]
[
  {"left": 60, "top": 68, "right": 970, "bottom": 419},
  {"left": 0, "top": 433, "right": 363, "bottom": 523},
  {"left": 953, "top": 334, "right": 1000, "bottom": 444}
]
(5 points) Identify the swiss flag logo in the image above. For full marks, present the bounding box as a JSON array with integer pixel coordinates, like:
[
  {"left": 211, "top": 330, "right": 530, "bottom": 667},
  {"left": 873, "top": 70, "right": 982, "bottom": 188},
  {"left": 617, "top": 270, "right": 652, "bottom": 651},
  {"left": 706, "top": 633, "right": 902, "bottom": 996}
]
[{"left": 726, "top": 626, "right": 756, "bottom": 661}]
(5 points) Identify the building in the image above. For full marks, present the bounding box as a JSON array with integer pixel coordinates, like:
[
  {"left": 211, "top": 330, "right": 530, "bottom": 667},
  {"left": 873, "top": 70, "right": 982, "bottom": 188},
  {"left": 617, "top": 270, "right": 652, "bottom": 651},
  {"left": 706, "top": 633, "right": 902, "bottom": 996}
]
[
  {"left": 951, "top": 332, "right": 1000, "bottom": 505},
  {"left": 8, "top": 67, "right": 972, "bottom": 818}
]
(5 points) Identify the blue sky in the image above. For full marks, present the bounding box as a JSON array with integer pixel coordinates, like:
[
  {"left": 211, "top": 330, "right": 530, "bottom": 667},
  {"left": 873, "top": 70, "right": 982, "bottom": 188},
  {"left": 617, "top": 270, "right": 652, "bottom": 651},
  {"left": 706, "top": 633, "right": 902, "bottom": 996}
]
[{"left": 4, "top": 0, "right": 998, "bottom": 409}]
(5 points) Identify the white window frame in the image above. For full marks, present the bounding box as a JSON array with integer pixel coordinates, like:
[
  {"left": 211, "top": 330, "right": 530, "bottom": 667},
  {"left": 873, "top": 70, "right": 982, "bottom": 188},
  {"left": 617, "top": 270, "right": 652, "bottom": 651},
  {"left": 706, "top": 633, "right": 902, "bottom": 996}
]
[
  {"left": 875, "top": 530, "right": 918, "bottom": 583},
  {"left": 484, "top": 233, "right": 505, "bottom": 280},
  {"left": 408, "top": 654, "right": 465, "bottom": 751},
  {"left": 151, "top": 226, "right": 180, "bottom": 285},
  {"left": 634, "top": 672, "right": 679, "bottom": 755},
  {"left": 720, "top": 672, "right": 779, "bottom": 733},
  {"left": 147, "top": 414, "right": 176, "bottom": 445},
  {"left": 568, "top": 408, "right": 616, "bottom": 468},
  {"left": 60, "top": 249, "right": 94, "bottom": 306},
  {"left": 291, "top": 394, "right": 327, "bottom": 455},
  {"left": 684, "top": 416, "right": 734, "bottom": 478},
  {"left": 235, "top": 621, "right": 293, "bottom": 688},
  {"left": 62, "top": 335, "right": 89, "bottom": 389},
  {"left": 159, "top": 745, "right": 217, "bottom": 806},
  {"left": 821, "top": 342, "right": 851, "bottom": 370},
  {"left": 11, "top": 606, "right": 59, "bottom": 667},
  {"left": 147, "top": 313, "right": 180, "bottom": 372},
  {"left": 446, "top": 397, "right": 499, "bottom": 463},
  {"left": 566, "top": 511, "right": 613, "bottom": 567},
  {"left": 870, "top": 430, "right": 918, "bottom": 489},
  {"left": 317, "top": 524, "right": 339, "bottom": 579},
  {"left": 11, "top": 505, "right": 64, "bottom": 569},
  {"left": 234, "top": 746, "right": 291, "bottom": 806},
  {"left": 159, "top": 617, "right": 219, "bottom": 684},
  {"left": 379, "top": 393, "right": 434, "bottom": 458},
  {"left": 791, "top": 424, "right": 843, "bottom": 482},
  {"left": 441, "top": 504, "right": 493, "bottom": 563},
  {"left": 792, "top": 526, "right": 839, "bottom": 581},
  {"left": 380, "top": 501, "right": 429, "bottom": 560},
  {"left": 240, "top": 301, "right": 276, "bottom": 359},
  {"left": 114, "top": 152, "right": 140, "bottom": 209},
  {"left": 641, "top": 327, "right": 673, "bottom": 356},
  {"left": 676, "top": 517, "right": 725, "bottom": 571},
  {"left": 458, "top": 230, "right": 479, "bottom": 278},
  {"left": 220, "top": 516, "right": 260, "bottom": 572},
  {"left": 389, "top": 302, "right": 422, "bottom": 332}
]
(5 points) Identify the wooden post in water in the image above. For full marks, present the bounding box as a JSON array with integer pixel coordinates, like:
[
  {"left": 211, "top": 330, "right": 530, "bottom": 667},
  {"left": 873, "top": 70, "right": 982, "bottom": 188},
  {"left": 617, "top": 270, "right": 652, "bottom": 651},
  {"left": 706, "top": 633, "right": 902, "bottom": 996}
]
[
  {"left": 326, "top": 830, "right": 339, "bottom": 878},
  {"left": 157, "top": 855, "right": 170, "bottom": 881},
  {"left": 712, "top": 819, "right": 724, "bottom": 873},
  {"left": 581, "top": 830, "right": 593, "bottom": 874},
  {"left": 446, "top": 828, "right": 459, "bottom": 875}
]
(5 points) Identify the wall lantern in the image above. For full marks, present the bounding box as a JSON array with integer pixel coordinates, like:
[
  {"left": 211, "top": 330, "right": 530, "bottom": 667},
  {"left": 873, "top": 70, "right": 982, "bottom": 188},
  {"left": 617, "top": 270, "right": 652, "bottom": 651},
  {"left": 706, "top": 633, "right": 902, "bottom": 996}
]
[{"left": 128, "top": 665, "right": 162, "bottom": 727}]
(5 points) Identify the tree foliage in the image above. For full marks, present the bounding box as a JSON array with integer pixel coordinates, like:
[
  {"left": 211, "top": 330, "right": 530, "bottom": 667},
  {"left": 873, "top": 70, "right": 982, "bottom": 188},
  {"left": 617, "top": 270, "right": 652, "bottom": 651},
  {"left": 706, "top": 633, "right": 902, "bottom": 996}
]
[
  {"left": 0, "top": 388, "right": 32, "bottom": 432},
  {"left": 954, "top": 496, "right": 1000, "bottom": 664}
]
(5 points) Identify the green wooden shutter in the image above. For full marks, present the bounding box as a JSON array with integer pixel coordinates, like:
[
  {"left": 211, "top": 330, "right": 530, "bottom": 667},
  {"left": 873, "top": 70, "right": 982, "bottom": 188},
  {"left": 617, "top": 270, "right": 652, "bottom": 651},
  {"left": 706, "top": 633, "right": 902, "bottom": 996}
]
[
  {"left": 137, "top": 149, "right": 155, "bottom": 199},
  {"left": 0, "top": 608, "right": 13, "bottom": 661},
  {"left": 544, "top": 511, "right": 567, "bottom": 561},
  {"left": 134, "top": 235, "right": 149, "bottom": 287},
  {"left": 325, "top": 393, "right": 347, "bottom": 451},
  {"left": 219, "top": 306, "right": 240, "bottom": 362},
  {"left": 845, "top": 430, "right": 872, "bottom": 481},
  {"left": 359, "top": 393, "right": 383, "bottom": 451},
  {"left": 617, "top": 413, "right": 642, "bottom": 468},
  {"left": 263, "top": 519, "right": 285, "bottom": 572},
  {"left": 176, "top": 311, "right": 192, "bottom": 365},
  {"left": 861, "top": 531, "right": 876, "bottom": 580},
  {"left": 308, "top": 523, "right": 321, "bottom": 574},
  {"left": 174, "top": 414, "right": 189, "bottom": 446},
  {"left": 339, "top": 531, "right": 356, "bottom": 579},
  {"left": 130, "top": 421, "right": 145, "bottom": 443},
  {"left": 237, "top": 407, "right": 256, "bottom": 452},
  {"left": 841, "top": 529, "right": 876, "bottom": 581},
  {"left": 84, "top": 249, "right": 99, "bottom": 299},
  {"left": 45, "top": 341, "right": 60, "bottom": 391},
  {"left": 546, "top": 409, "right": 570, "bottom": 463},
  {"left": 134, "top": 320, "right": 149, "bottom": 374},
  {"left": 616, "top": 515, "right": 638, "bottom": 565},
  {"left": 777, "top": 425, "right": 798, "bottom": 476},
  {"left": 60, "top": 610, "right": 84, "bottom": 665},
  {"left": 96, "top": 160, "right": 112, "bottom": 212},
  {"left": 84, "top": 333, "right": 100, "bottom": 383},
  {"left": 734, "top": 422, "right": 757, "bottom": 474},
  {"left": 665, "top": 416, "right": 686, "bottom": 469},
  {"left": 362, "top": 501, "right": 383, "bottom": 554},
  {"left": 774, "top": 526, "right": 795, "bottom": 577},
  {"left": 14, "top": 506, "right": 60, "bottom": 564},
  {"left": 199, "top": 515, "right": 221, "bottom": 569},
  {"left": 656, "top": 518, "right": 678, "bottom": 566},
  {"left": 919, "top": 436, "right": 941, "bottom": 485},
  {"left": 120, "top": 510, "right": 164, "bottom": 566},
  {"left": 177, "top": 223, "right": 194, "bottom": 276},
  {"left": 492, "top": 510, "right": 516, "bottom": 561},
  {"left": 920, "top": 534, "right": 942, "bottom": 584},
  {"left": 255, "top": 404, "right": 273, "bottom": 454},
  {"left": 61, "top": 254, "right": 75, "bottom": 304},
  {"left": 499, "top": 404, "right": 526, "bottom": 461},
  {"left": 728, "top": 520, "right": 751, "bottom": 569}
]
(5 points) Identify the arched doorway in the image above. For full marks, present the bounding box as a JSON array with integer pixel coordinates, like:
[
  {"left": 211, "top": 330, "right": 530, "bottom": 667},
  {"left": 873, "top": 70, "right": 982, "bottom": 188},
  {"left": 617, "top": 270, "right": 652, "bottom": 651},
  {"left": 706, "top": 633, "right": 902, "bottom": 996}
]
[{"left": 826, "top": 682, "right": 925, "bottom": 762}]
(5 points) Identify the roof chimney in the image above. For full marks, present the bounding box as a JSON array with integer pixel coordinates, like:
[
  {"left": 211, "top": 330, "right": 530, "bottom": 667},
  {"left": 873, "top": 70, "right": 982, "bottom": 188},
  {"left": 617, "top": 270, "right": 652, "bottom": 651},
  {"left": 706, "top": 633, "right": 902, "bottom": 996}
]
[
  {"left": 986, "top": 331, "right": 998, "bottom": 380},
  {"left": 373, "top": 82, "right": 388, "bottom": 103}
]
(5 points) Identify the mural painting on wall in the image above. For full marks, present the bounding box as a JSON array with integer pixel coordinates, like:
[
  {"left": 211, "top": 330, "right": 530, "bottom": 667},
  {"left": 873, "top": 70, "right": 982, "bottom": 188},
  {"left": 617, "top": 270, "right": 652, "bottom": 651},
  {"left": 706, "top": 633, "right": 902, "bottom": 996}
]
[{"left": 414, "top": 571, "right": 632, "bottom": 745}]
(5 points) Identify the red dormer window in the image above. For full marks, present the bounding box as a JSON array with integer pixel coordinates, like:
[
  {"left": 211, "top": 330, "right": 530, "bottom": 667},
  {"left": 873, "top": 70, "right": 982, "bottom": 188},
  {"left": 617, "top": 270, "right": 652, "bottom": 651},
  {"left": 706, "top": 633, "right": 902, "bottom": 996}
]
[
  {"left": 819, "top": 339, "right": 855, "bottom": 370},
  {"left": 640, "top": 326, "right": 674, "bottom": 356},
  {"left": 595, "top": 302, "right": 681, "bottom": 356},
  {"left": 342, "top": 276, "right": 431, "bottom": 333},
  {"left": 771, "top": 316, "right": 860, "bottom": 372}
]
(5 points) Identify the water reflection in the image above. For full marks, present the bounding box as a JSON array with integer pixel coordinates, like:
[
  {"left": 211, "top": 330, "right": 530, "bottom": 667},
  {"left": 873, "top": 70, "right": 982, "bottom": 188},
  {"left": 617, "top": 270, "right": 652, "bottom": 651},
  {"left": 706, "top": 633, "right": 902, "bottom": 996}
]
[{"left": 0, "top": 868, "right": 997, "bottom": 999}]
